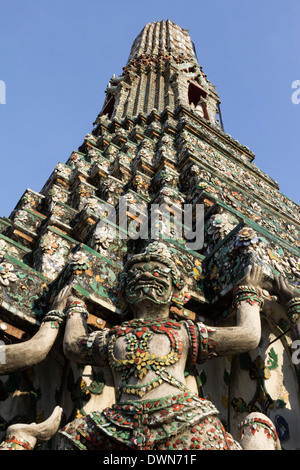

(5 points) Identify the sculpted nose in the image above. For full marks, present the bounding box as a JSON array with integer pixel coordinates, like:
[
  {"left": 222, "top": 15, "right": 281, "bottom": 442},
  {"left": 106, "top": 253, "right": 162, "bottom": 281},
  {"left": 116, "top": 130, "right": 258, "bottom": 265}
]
[{"left": 140, "top": 271, "right": 155, "bottom": 281}]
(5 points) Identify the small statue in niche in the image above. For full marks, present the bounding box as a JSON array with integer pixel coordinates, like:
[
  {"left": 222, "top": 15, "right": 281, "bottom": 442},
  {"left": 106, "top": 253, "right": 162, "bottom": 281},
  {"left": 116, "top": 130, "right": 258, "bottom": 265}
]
[
  {"left": 2, "top": 241, "right": 296, "bottom": 450},
  {"left": 193, "top": 95, "right": 206, "bottom": 118}
]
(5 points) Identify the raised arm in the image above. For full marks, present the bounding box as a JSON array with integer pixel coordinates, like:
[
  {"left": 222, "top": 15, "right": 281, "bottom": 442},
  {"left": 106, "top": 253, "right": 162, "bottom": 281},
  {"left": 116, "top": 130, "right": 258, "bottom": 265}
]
[
  {"left": 205, "top": 265, "right": 263, "bottom": 357},
  {"left": 63, "top": 295, "right": 109, "bottom": 365},
  {"left": 273, "top": 275, "right": 300, "bottom": 335},
  {"left": 0, "top": 286, "right": 70, "bottom": 375}
]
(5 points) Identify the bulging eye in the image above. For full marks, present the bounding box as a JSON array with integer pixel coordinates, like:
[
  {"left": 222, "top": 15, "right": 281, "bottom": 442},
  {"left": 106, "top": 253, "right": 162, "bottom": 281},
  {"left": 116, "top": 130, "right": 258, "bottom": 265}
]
[{"left": 152, "top": 265, "right": 161, "bottom": 276}]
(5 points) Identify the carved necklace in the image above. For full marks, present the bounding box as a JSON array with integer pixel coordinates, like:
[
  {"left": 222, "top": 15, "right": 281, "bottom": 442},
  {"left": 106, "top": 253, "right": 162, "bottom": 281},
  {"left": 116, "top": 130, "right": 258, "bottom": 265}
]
[{"left": 108, "top": 318, "right": 183, "bottom": 398}]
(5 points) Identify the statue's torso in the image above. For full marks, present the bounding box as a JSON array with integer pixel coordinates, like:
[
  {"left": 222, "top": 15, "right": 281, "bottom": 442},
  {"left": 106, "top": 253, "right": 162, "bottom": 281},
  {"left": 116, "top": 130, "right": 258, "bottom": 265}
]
[{"left": 107, "top": 318, "right": 190, "bottom": 401}]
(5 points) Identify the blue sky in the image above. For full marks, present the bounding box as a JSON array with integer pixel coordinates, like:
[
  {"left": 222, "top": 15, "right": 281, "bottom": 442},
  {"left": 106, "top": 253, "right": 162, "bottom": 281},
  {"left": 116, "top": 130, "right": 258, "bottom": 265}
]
[{"left": 0, "top": 0, "right": 299, "bottom": 220}]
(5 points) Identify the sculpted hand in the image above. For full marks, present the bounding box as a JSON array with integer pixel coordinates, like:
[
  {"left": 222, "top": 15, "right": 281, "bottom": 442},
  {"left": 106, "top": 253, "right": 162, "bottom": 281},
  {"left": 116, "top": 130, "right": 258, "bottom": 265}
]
[
  {"left": 66, "top": 294, "right": 84, "bottom": 305},
  {"left": 51, "top": 285, "right": 72, "bottom": 311},
  {"left": 273, "top": 275, "right": 300, "bottom": 307},
  {"left": 238, "top": 265, "right": 264, "bottom": 290}
]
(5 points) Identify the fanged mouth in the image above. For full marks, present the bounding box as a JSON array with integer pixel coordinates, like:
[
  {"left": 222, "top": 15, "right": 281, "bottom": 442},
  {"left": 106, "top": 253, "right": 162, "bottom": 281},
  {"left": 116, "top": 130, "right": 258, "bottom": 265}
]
[
  {"left": 126, "top": 276, "right": 169, "bottom": 298},
  {"left": 135, "top": 280, "right": 160, "bottom": 289}
]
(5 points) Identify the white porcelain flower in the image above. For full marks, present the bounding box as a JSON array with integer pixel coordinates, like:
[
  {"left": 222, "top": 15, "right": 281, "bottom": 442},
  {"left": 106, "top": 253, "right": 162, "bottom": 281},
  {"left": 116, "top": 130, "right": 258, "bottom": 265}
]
[
  {"left": 289, "top": 257, "right": 300, "bottom": 278},
  {"left": 70, "top": 251, "right": 90, "bottom": 267},
  {"left": 207, "top": 213, "right": 234, "bottom": 240},
  {"left": 0, "top": 263, "right": 18, "bottom": 286}
]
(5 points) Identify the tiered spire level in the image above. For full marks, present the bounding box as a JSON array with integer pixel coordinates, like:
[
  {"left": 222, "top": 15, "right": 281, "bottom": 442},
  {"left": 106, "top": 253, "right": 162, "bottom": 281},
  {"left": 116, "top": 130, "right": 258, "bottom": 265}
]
[
  {"left": 95, "top": 19, "right": 221, "bottom": 125},
  {"left": 127, "top": 20, "right": 196, "bottom": 62}
]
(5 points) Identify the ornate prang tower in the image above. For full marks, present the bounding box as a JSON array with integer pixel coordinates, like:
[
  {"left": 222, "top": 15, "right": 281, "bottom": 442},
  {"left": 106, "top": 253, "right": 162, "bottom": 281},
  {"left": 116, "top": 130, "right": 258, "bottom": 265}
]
[{"left": 0, "top": 20, "right": 299, "bottom": 449}]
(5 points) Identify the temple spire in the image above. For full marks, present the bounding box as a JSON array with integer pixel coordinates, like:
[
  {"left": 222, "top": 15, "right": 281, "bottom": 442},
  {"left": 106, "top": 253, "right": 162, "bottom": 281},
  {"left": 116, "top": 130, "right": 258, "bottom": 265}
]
[
  {"left": 127, "top": 20, "right": 196, "bottom": 63},
  {"left": 96, "top": 19, "right": 221, "bottom": 127}
]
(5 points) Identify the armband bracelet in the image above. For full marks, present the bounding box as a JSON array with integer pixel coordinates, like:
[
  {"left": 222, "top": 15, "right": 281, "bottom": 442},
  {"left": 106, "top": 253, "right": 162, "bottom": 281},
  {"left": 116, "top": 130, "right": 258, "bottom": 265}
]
[
  {"left": 80, "top": 331, "right": 99, "bottom": 364},
  {"left": 239, "top": 416, "right": 278, "bottom": 444},
  {"left": 3, "top": 436, "right": 35, "bottom": 450},
  {"left": 184, "top": 320, "right": 199, "bottom": 366},
  {"left": 66, "top": 300, "right": 89, "bottom": 320},
  {"left": 233, "top": 285, "right": 263, "bottom": 309},
  {"left": 286, "top": 297, "right": 300, "bottom": 323},
  {"left": 41, "top": 310, "right": 66, "bottom": 328},
  {"left": 196, "top": 322, "right": 217, "bottom": 363}
]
